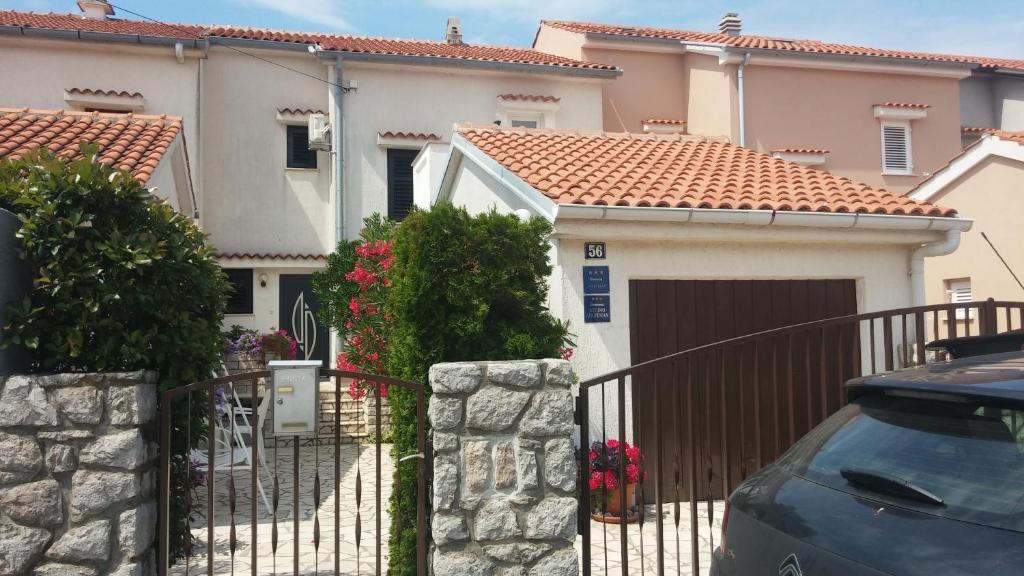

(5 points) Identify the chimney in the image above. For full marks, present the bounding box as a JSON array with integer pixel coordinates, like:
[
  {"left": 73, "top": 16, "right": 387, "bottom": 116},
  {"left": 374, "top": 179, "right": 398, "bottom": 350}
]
[
  {"left": 445, "top": 17, "right": 463, "bottom": 45},
  {"left": 718, "top": 12, "right": 741, "bottom": 36},
  {"left": 77, "top": 0, "right": 114, "bottom": 20}
]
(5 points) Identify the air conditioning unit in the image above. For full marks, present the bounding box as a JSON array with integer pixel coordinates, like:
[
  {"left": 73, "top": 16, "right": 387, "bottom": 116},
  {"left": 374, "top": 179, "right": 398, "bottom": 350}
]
[{"left": 308, "top": 113, "right": 331, "bottom": 151}]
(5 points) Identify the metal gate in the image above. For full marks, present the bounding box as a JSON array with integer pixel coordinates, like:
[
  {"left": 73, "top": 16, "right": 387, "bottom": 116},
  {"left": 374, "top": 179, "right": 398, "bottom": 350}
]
[
  {"left": 577, "top": 299, "right": 1024, "bottom": 575},
  {"left": 157, "top": 368, "right": 430, "bottom": 575}
]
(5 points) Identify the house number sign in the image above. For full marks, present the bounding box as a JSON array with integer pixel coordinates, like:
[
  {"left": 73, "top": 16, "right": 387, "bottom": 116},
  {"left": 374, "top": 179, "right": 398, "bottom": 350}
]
[
  {"left": 583, "top": 242, "right": 610, "bottom": 323},
  {"left": 584, "top": 242, "right": 606, "bottom": 259}
]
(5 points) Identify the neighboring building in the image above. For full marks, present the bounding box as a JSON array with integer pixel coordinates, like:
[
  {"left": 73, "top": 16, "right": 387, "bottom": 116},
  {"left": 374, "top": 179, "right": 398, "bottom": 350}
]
[
  {"left": 427, "top": 124, "right": 970, "bottom": 436},
  {"left": 0, "top": 107, "right": 193, "bottom": 208},
  {"left": 910, "top": 131, "right": 1024, "bottom": 323},
  {"left": 0, "top": 3, "right": 617, "bottom": 362},
  {"left": 533, "top": 15, "right": 1024, "bottom": 195}
]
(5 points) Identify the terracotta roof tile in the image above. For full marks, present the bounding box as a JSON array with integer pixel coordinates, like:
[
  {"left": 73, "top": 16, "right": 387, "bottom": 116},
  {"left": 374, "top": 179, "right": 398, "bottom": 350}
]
[
  {"left": 643, "top": 119, "right": 687, "bottom": 125},
  {"left": 772, "top": 148, "right": 829, "bottom": 154},
  {"left": 277, "top": 108, "right": 325, "bottom": 116},
  {"left": 498, "top": 94, "right": 561, "bottom": 102},
  {"left": 0, "top": 108, "right": 181, "bottom": 184},
  {"left": 875, "top": 102, "right": 931, "bottom": 109},
  {"left": 0, "top": 10, "right": 204, "bottom": 38},
  {"left": 962, "top": 126, "right": 996, "bottom": 134},
  {"left": 457, "top": 125, "right": 955, "bottom": 217},
  {"left": 66, "top": 87, "right": 144, "bottom": 99},
  {"left": 542, "top": 20, "right": 1024, "bottom": 73},
  {"left": 210, "top": 26, "right": 615, "bottom": 70},
  {"left": 217, "top": 252, "right": 326, "bottom": 261},
  {"left": 0, "top": 10, "right": 614, "bottom": 72},
  {"left": 378, "top": 131, "right": 440, "bottom": 140},
  {"left": 989, "top": 130, "right": 1024, "bottom": 146}
]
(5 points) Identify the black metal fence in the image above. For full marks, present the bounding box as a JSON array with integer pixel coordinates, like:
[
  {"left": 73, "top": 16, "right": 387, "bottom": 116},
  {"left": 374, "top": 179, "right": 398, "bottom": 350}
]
[
  {"left": 157, "top": 369, "right": 429, "bottom": 575},
  {"left": 577, "top": 299, "right": 1024, "bottom": 575}
]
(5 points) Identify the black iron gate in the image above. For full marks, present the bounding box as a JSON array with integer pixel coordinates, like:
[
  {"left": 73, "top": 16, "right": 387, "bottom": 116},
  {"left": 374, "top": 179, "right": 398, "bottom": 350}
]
[
  {"left": 577, "top": 299, "right": 1024, "bottom": 575},
  {"left": 157, "top": 368, "right": 430, "bottom": 575}
]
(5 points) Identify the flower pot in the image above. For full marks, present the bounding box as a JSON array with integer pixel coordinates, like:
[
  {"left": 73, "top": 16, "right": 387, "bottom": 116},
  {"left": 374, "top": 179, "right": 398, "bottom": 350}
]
[{"left": 606, "top": 482, "right": 636, "bottom": 518}]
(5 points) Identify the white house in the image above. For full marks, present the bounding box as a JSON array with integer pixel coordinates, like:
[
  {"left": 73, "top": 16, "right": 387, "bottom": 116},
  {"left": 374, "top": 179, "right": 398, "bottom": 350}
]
[
  {"left": 426, "top": 124, "right": 972, "bottom": 438},
  {"left": 0, "top": 2, "right": 618, "bottom": 363}
]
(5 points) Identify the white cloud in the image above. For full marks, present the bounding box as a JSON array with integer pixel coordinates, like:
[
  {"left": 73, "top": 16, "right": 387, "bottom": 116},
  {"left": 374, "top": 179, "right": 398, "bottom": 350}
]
[{"left": 233, "top": 0, "right": 353, "bottom": 31}]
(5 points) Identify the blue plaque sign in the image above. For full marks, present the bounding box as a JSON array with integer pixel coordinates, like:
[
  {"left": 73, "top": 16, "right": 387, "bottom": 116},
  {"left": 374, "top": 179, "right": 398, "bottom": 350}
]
[
  {"left": 584, "top": 295, "right": 611, "bottom": 323},
  {"left": 583, "top": 266, "right": 609, "bottom": 294}
]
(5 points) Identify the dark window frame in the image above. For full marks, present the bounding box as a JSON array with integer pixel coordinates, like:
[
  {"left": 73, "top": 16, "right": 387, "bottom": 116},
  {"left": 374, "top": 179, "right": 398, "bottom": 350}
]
[
  {"left": 286, "top": 125, "right": 318, "bottom": 169},
  {"left": 387, "top": 147, "right": 419, "bottom": 221},
  {"left": 224, "top": 268, "right": 254, "bottom": 315}
]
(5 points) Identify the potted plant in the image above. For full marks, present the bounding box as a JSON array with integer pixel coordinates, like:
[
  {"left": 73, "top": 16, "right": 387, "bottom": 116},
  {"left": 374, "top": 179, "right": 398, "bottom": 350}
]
[
  {"left": 587, "top": 439, "right": 646, "bottom": 523},
  {"left": 224, "top": 328, "right": 297, "bottom": 372}
]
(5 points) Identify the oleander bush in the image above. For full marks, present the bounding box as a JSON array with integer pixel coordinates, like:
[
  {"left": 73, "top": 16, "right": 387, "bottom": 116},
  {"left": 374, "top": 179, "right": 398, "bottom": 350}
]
[
  {"left": 0, "top": 145, "right": 228, "bottom": 562},
  {"left": 384, "top": 202, "right": 570, "bottom": 575}
]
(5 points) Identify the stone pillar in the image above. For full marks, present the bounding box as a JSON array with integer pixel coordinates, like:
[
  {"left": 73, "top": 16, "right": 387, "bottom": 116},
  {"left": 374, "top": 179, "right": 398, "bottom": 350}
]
[
  {"left": 0, "top": 371, "right": 158, "bottom": 576},
  {"left": 428, "top": 359, "right": 578, "bottom": 576}
]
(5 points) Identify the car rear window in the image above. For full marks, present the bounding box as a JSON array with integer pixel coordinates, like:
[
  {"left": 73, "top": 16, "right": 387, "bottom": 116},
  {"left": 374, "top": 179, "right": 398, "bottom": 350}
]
[{"left": 777, "top": 393, "right": 1024, "bottom": 532}]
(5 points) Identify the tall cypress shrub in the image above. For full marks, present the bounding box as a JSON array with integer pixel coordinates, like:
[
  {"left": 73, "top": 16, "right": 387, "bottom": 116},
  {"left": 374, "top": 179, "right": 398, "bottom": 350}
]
[{"left": 384, "top": 203, "right": 569, "bottom": 575}]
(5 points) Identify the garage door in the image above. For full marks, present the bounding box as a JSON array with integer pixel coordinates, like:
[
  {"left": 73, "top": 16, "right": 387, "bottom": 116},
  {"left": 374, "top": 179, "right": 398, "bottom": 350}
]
[{"left": 629, "top": 279, "right": 858, "bottom": 500}]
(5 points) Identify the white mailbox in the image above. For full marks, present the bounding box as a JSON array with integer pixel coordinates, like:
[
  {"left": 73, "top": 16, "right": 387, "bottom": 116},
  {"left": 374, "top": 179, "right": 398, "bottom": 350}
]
[{"left": 269, "top": 360, "right": 321, "bottom": 436}]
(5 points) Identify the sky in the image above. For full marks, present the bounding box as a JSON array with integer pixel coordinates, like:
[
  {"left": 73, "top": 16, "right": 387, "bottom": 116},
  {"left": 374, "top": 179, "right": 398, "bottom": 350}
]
[{"left": 7, "top": 0, "right": 1024, "bottom": 59}]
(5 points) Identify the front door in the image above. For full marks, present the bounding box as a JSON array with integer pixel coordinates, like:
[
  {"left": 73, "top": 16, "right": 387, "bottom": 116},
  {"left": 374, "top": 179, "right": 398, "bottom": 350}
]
[{"left": 279, "top": 274, "right": 330, "bottom": 366}]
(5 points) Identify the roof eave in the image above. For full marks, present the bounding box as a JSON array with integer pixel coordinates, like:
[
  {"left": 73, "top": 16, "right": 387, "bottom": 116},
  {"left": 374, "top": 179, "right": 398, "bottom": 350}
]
[
  {"left": 720, "top": 46, "right": 975, "bottom": 78},
  {"left": 314, "top": 48, "right": 620, "bottom": 78},
  {"left": 0, "top": 24, "right": 204, "bottom": 47}
]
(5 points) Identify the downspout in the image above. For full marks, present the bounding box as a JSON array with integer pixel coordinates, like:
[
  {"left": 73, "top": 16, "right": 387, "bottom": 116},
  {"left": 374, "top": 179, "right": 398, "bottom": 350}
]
[
  {"left": 737, "top": 52, "right": 750, "bottom": 147},
  {"left": 332, "top": 56, "right": 345, "bottom": 245},
  {"left": 910, "top": 229, "right": 962, "bottom": 306}
]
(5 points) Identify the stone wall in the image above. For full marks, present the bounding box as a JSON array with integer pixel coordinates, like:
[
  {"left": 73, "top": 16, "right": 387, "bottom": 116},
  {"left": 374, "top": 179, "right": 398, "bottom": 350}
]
[
  {"left": 0, "top": 371, "right": 158, "bottom": 576},
  {"left": 428, "top": 359, "right": 578, "bottom": 576}
]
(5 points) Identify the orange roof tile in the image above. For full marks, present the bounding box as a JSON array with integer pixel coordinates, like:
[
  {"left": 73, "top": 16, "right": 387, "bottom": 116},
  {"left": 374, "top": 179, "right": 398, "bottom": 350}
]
[
  {"left": 0, "top": 108, "right": 182, "bottom": 184},
  {"left": 217, "top": 252, "right": 326, "bottom": 261},
  {"left": 378, "top": 131, "right": 440, "bottom": 141},
  {"left": 989, "top": 130, "right": 1024, "bottom": 146},
  {"left": 772, "top": 148, "right": 829, "bottom": 154},
  {"left": 277, "top": 108, "right": 325, "bottom": 116},
  {"left": 457, "top": 125, "right": 955, "bottom": 216},
  {"left": 542, "top": 20, "right": 1024, "bottom": 73},
  {"left": 66, "top": 87, "right": 144, "bottom": 99},
  {"left": 0, "top": 10, "right": 203, "bottom": 39},
  {"left": 875, "top": 102, "right": 931, "bottom": 109},
  {"left": 498, "top": 94, "right": 561, "bottom": 103},
  {"left": 0, "top": 10, "right": 615, "bottom": 72},
  {"left": 643, "top": 119, "right": 687, "bottom": 125},
  {"left": 962, "top": 126, "right": 997, "bottom": 134}
]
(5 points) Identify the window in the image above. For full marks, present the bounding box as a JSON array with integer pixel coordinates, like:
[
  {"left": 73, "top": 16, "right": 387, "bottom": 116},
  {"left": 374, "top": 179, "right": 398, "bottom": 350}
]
[
  {"left": 777, "top": 394, "right": 1024, "bottom": 533},
  {"left": 881, "top": 121, "right": 913, "bottom": 174},
  {"left": 508, "top": 114, "right": 542, "bottom": 129},
  {"left": 387, "top": 148, "right": 418, "bottom": 221},
  {"left": 286, "top": 125, "right": 317, "bottom": 169},
  {"left": 946, "top": 278, "right": 973, "bottom": 320},
  {"left": 224, "top": 268, "right": 254, "bottom": 315},
  {"left": 510, "top": 118, "right": 539, "bottom": 128}
]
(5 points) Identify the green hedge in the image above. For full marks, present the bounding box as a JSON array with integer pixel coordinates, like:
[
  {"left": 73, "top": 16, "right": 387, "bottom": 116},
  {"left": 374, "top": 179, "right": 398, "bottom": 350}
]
[
  {"left": 384, "top": 203, "right": 569, "bottom": 574},
  {"left": 0, "top": 145, "right": 227, "bottom": 561}
]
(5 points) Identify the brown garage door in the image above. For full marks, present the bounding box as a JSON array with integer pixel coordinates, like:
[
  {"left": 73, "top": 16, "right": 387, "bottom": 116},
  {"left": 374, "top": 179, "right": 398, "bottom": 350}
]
[{"left": 629, "top": 279, "right": 858, "bottom": 500}]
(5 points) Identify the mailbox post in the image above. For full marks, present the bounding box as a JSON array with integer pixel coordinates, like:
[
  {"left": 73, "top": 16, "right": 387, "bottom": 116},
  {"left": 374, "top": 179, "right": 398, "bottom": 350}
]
[{"left": 269, "top": 360, "right": 321, "bottom": 436}]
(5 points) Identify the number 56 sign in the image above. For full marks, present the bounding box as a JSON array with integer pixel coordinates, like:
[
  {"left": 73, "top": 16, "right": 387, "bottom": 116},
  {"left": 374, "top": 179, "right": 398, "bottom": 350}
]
[{"left": 585, "top": 242, "right": 606, "bottom": 260}]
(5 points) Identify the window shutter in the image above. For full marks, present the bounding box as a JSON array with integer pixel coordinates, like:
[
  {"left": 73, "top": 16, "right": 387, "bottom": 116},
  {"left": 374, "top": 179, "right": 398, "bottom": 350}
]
[
  {"left": 224, "top": 268, "right": 254, "bottom": 315},
  {"left": 947, "top": 278, "right": 972, "bottom": 320},
  {"left": 881, "top": 123, "right": 912, "bottom": 173},
  {"left": 387, "top": 148, "right": 418, "bottom": 221}
]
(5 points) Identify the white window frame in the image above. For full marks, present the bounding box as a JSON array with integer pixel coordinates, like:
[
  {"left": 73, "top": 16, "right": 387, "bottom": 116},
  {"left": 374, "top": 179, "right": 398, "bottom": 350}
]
[
  {"left": 507, "top": 114, "right": 543, "bottom": 129},
  {"left": 495, "top": 97, "right": 558, "bottom": 129},
  {"left": 945, "top": 278, "right": 973, "bottom": 320},
  {"left": 880, "top": 120, "right": 914, "bottom": 176}
]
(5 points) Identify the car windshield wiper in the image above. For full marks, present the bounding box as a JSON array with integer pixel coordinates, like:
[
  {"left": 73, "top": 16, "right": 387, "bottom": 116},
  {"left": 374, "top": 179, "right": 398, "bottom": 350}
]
[{"left": 840, "top": 467, "right": 945, "bottom": 507}]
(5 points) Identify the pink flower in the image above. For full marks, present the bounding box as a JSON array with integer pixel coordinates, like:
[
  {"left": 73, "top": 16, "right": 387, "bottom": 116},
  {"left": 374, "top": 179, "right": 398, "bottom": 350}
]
[
  {"left": 589, "top": 471, "right": 603, "bottom": 491},
  {"left": 606, "top": 439, "right": 620, "bottom": 450},
  {"left": 625, "top": 446, "right": 641, "bottom": 462},
  {"left": 348, "top": 297, "right": 361, "bottom": 319},
  {"left": 604, "top": 470, "right": 618, "bottom": 491},
  {"left": 589, "top": 450, "right": 599, "bottom": 462},
  {"left": 626, "top": 463, "right": 641, "bottom": 484}
]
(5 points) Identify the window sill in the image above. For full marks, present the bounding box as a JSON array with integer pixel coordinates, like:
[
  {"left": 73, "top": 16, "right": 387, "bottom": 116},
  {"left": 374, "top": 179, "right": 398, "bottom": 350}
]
[
  {"left": 225, "top": 313, "right": 256, "bottom": 317},
  {"left": 285, "top": 167, "right": 320, "bottom": 172},
  {"left": 881, "top": 170, "right": 917, "bottom": 177}
]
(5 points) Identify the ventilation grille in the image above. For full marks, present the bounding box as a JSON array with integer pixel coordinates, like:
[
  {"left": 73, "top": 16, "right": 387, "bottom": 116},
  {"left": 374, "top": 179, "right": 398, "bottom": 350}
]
[{"left": 882, "top": 124, "right": 912, "bottom": 172}]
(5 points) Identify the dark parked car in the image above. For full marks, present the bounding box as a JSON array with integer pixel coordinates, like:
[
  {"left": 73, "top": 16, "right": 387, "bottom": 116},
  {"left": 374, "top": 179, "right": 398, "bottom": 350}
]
[{"left": 711, "top": 346, "right": 1024, "bottom": 575}]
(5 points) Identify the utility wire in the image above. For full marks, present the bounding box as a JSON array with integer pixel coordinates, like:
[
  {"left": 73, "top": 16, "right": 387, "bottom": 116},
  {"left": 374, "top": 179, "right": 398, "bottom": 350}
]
[
  {"left": 106, "top": 2, "right": 350, "bottom": 92},
  {"left": 981, "top": 231, "right": 1024, "bottom": 293}
]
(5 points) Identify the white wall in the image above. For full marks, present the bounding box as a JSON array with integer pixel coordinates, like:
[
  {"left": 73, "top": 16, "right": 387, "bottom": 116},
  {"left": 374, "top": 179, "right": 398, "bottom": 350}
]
[
  {"left": 200, "top": 48, "right": 332, "bottom": 256},
  {"left": 0, "top": 37, "right": 201, "bottom": 199},
  {"left": 221, "top": 266, "right": 322, "bottom": 334},
  {"left": 341, "top": 61, "right": 604, "bottom": 236},
  {"left": 994, "top": 76, "right": 1024, "bottom": 131},
  {"left": 960, "top": 75, "right": 996, "bottom": 129}
]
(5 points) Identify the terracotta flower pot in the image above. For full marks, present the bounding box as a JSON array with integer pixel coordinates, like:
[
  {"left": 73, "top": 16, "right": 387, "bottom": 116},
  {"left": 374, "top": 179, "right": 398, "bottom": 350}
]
[{"left": 606, "top": 482, "right": 636, "bottom": 517}]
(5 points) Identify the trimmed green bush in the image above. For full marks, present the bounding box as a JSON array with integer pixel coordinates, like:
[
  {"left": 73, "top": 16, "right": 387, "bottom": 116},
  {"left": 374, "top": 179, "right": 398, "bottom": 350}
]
[
  {"left": 0, "top": 145, "right": 227, "bottom": 561},
  {"left": 385, "top": 203, "right": 569, "bottom": 575}
]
